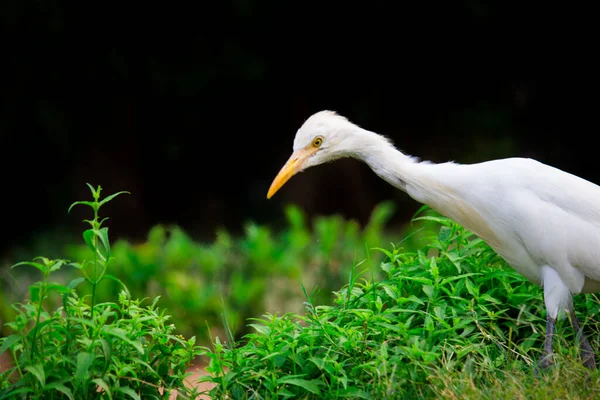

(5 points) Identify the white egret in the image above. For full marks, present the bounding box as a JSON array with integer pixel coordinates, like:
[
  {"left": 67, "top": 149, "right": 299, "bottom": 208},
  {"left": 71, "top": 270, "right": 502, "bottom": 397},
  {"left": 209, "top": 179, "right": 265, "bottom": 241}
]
[{"left": 267, "top": 110, "right": 599, "bottom": 369}]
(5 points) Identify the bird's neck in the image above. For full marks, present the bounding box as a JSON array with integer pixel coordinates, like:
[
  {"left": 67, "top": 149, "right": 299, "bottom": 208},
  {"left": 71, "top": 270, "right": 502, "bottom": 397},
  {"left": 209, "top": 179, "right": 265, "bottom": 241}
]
[
  {"left": 351, "top": 128, "right": 423, "bottom": 193},
  {"left": 350, "top": 128, "right": 503, "bottom": 250}
]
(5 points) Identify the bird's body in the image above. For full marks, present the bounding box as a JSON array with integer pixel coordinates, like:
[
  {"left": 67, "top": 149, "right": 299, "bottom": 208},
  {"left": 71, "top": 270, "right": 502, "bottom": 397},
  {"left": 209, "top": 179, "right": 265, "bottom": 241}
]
[
  {"left": 267, "top": 110, "right": 600, "bottom": 369},
  {"left": 395, "top": 157, "right": 600, "bottom": 295}
]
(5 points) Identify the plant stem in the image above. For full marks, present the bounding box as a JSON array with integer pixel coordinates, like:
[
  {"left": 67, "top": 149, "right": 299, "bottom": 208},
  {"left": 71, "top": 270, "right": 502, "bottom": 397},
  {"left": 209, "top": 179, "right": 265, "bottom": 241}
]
[
  {"left": 11, "top": 349, "right": 23, "bottom": 378},
  {"left": 90, "top": 205, "right": 99, "bottom": 320},
  {"left": 30, "top": 278, "right": 47, "bottom": 359}
]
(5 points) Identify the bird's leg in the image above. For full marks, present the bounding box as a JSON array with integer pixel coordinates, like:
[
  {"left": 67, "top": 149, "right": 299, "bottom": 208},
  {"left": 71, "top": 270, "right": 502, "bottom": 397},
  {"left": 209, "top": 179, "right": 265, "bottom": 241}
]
[
  {"left": 569, "top": 311, "right": 596, "bottom": 369},
  {"left": 538, "top": 315, "right": 556, "bottom": 370}
]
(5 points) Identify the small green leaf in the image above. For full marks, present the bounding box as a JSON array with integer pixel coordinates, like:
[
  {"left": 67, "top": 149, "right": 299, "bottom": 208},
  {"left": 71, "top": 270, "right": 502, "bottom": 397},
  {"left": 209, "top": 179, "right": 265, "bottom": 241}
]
[
  {"left": 480, "top": 294, "right": 501, "bottom": 304},
  {"left": 43, "top": 383, "right": 74, "bottom": 400},
  {"left": 115, "top": 386, "right": 141, "bottom": 400},
  {"left": 29, "top": 285, "right": 41, "bottom": 302},
  {"left": 86, "top": 182, "right": 99, "bottom": 196},
  {"left": 11, "top": 261, "right": 47, "bottom": 274},
  {"left": 0, "top": 334, "right": 22, "bottom": 354},
  {"left": 75, "top": 352, "right": 95, "bottom": 388},
  {"left": 372, "top": 247, "right": 394, "bottom": 258},
  {"left": 99, "top": 338, "right": 112, "bottom": 375},
  {"left": 248, "top": 324, "right": 270, "bottom": 336},
  {"left": 465, "top": 279, "right": 479, "bottom": 297},
  {"left": 95, "top": 227, "right": 111, "bottom": 259},
  {"left": 46, "top": 283, "right": 71, "bottom": 294},
  {"left": 49, "top": 259, "right": 70, "bottom": 272},
  {"left": 68, "top": 200, "right": 95, "bottom": 214},
  {"left": 98, "top": 191, "right": 130, "bottom": 207},
  {"left": 424, "top": 314, "right": 434, "bottom": 331},
  {"left": 103, "top": 274, "right": 131, "bottom": 298},
  {"left": 278, "top": 377, "right": 322, "bottom": 395},
  {"left": 25, "top": 364, "right": 46, "bottom": 386},
  {"left": 102, "top": 326, "right": 144, "bottom": 354},
  {"left": 422, "top": 285, "right": 434, "bottom": 298},
  {"left": 438, "top": 226, "right": 451, "bottom": 242},
  {"left": 430, "top": 257, "right": 439, "bottom": 279},
  {"left": 0, "top": 387, "right": 35, "bottom": 398},
  {"left": 67, "top": 277, "right": 86, "bottom": 290},
  {"left": 412, "top": 215, "right": 453, "bottom": 226},
  {"left": 83, "top": 229, "right": 96, "bottom": 251},
  {"left": 92, "top": 378, "right": 112, "bottom": 399},
  {"left": 33, "top": 256, "right": 51, "bottom": 264},
  {"left": 381, "top": 262, "right": 393, "bottom": 273}
]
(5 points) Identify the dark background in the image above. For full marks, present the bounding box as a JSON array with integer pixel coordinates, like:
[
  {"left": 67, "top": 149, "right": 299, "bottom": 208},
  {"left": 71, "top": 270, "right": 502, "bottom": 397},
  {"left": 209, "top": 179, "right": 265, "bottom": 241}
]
[{"left": 1, "top": 1, "right": 597, "bottom": 259}]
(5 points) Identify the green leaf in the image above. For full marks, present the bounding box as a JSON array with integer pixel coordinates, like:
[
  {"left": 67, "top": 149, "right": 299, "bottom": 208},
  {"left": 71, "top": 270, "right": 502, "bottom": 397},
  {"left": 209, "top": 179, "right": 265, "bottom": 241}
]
[
  {"left": 11, "top": 261, "right": 47, "bottom": 274},
  {"left": 68, "top": 200, "right": 95, "bottom": 214},
  {"left": 92, "top": 378, "right": 112, "bottom": 399},
  {"left": 277, "top": 377, "right": 322, "bottom": 395},
  {"left": 380, "top": 261, "right": 393, "bottom": 273},
  {"left": 465, "top": 279, "right": 479, "bottom": 297},
  {"left": 429, "top": 257, "right": 439, "bottom": 279},
  {"left": 46, "top": 283, "right": 71, "bottom": 295},
  {"left": 115, "top": 386, "right": 141, "bottom": 400},
  {"left": 95, "top": 227, "right": 111, "bottom": 259},
  {"left": 33, "top": 256, "right": 51, "bottom": 264},
  {"left": 75, "top": 352, "right": 95, "bottom": 388},
  {"left": 372, "top": 247, "right": 394, "bottom": 258},
  {"left": 102, "top": 326, "right": 144, "bottom": 354},
  {"left": 67, "top": 277, "right": 86, "bottom": 290},
  {"left": 49, "top": 259, "right": 69, "bottom": 272},
  {"left": 83, "top": 229, "right": 96, "bottom": 252},
  {"left": 0, "top": 334, "right": 22, "bottom": 354},
  {"left": 43, "top": 383, "right": 75, "bottom": 400},
  {"left": 99, "top": 338, "right": 112, "bottom": 375},
  {"left": 29, "top": 285, "right": 41, "bottom": 302},
  {"left": 480, "top": 294, "right": 502, "bottom": 304},
  {"left": 0, "top": 387, "right": 34, "bottom": 398},
  {"left": 25, "top": 364, "right": 46, "bottom": 386},
  {"left": 86, "top": 182, "right": 99, "bottom": 196},
  {"left": 422, "top": 285, "right": 434, "bottom": 299},
  {"left": 248, "top": 324, "right": 270, "bottom": 336},
  {"left": 412, "top": 215, "right": 452, "bottom": 225},
  {"left": 103, "top": 274, "right": 131, "bottom": 298},
  {"left": 98, "top": 191, "right": 130, "bottom": 207}
]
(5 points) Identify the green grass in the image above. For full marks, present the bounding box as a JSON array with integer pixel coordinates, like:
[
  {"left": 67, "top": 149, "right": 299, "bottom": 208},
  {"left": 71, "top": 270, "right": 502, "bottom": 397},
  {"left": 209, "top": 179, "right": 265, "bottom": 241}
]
[{"left": 199, "top": 211, "right": 600, "bottom": 399}]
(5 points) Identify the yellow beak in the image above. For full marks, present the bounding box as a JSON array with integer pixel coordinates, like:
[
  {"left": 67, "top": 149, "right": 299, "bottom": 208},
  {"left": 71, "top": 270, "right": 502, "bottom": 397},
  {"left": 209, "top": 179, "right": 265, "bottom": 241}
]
[{"left": 266, "top": 146, "right": 317, "bottom": 199}]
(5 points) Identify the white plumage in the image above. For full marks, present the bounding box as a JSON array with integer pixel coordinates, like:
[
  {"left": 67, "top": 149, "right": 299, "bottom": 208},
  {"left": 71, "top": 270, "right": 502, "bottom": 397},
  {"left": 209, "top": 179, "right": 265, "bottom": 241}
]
[{"left": 267, "top": 110, "right": 599, "bottom": 369}]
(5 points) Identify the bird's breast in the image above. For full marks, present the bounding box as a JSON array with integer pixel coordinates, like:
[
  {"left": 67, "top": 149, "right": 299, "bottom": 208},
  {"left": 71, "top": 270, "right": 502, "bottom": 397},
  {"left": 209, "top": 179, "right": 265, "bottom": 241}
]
[{"left": 412, "top": 181, "right": 544, "bottom": 286}]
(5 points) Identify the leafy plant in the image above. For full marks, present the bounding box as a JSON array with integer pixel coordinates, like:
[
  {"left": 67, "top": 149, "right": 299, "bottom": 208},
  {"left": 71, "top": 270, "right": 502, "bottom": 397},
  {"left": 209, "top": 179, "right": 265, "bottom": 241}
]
[
  {"left": 0, "top": 184, "right": 204, "bottom": 399},
  {"left": 199, "top": 209, "right": 600, "bottom": 399},
  {"left": 1, "top": 201, "right": 400, "bottom": 344}
]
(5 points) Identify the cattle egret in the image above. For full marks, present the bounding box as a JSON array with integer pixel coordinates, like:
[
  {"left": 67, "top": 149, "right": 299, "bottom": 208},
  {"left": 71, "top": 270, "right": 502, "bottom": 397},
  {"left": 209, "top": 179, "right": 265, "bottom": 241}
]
[{"left": 267, "top": 110, "right": 599, "bottom": 370}]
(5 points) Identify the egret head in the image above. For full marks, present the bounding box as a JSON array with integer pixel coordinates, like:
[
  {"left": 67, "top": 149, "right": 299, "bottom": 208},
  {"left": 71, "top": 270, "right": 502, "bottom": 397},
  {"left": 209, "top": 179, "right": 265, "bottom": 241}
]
[{"left": 266, "top": 110, "right": 361, "bottom": 199}]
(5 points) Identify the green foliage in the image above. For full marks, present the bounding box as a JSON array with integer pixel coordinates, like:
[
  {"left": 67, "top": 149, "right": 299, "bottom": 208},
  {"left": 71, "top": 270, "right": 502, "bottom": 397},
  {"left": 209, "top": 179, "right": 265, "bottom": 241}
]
[
  {"left": 39, "top": 201, "right": 398, "bottom": 343},
  {"left": 199, "top": 211, "right": 600, "bottom": 399},
  {"left": 0, "top": 184, "right": 204, "bottom": 399}
]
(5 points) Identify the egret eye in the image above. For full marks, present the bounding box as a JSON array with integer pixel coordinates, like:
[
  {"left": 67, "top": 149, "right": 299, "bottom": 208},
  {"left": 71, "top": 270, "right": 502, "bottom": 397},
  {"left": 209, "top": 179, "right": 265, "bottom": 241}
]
[{"left": 312, "top": 136, "right": 324, "bottom": 147}]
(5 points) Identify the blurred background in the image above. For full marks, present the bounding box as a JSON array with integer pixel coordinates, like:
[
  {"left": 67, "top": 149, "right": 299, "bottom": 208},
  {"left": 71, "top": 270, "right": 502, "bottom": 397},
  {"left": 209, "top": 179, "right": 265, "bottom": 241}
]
[{"left": 1, "top": 1, "right": 597, "bottom": 342}]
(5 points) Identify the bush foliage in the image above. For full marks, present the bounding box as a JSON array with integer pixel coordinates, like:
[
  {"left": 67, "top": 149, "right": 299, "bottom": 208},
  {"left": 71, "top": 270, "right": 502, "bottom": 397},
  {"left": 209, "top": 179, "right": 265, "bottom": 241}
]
[{"left": 199, "top": 213, "right": 600, "bottom": 399}]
